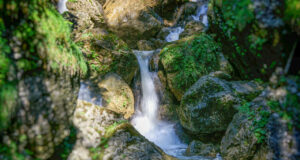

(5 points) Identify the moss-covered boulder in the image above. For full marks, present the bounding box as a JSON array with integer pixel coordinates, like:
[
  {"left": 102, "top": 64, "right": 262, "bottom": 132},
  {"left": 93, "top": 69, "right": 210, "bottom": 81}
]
[
  {"left": 97, "top": 73, "right": 135, "bottom": 119},
  {"left": 208, "top": 0, "right": 299, "bottom": 80},
  {"left": 178, "top": 75, "right": 263, "bottom": 141},
  {"left": 159, "top": 34, "right": 233, "bottom": 101},
  {"left": 0, "top": 1, "right": 87, "bottom": 159}
]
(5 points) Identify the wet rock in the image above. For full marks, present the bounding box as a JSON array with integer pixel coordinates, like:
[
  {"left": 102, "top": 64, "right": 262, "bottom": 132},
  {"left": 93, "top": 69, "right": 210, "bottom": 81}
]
[
  {"left": 97, "top": 73, "right": 135, "bottom": 119},
  {"left": 186, "top": 140, "right": 219, "bottom": 157},
  {"left": 157, "top": 27, "right": 172, "bottom": 40},
  {"left": 103, "top": 0, "right": 163, "bottom": 48}
]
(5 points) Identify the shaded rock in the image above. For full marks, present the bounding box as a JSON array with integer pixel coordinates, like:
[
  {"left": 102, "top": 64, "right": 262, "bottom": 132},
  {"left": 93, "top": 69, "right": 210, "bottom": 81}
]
[
  {"left": 180, "top": 20, "right": 205, "bottom": 38},
  {"left": 178, "top": 75, "right": 263, "bottom": 141},
  {"left": 97, "top": 73, "right": 135, "bottom": 119},
  {"left": 157, "top": 27, "right": 172, "bottom": 40},
  {"left": 138, "top": 40, "right": 156, "bottom": 51},
  {"left": 3, "top": 74, "right": 80, "bottom": 160},
  {"left": 186, "top": 140, "right": 219, "bottom": 157},
  {"left": 220, "top": 111, "right": 259, "bottom": 160},
  {"left": 178, "top": 76, "right": 240, "bottom": 136},
  {"left": 103, "top": 0, "right": 163, "bottom": 48}
]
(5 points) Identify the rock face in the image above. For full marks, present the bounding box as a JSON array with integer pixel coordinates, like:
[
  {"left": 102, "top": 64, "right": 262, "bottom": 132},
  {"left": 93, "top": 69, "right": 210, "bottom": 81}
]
[
  {"left": 178, "top": 75, "right": 263, "bottom": 140},
  {"left": 97, "top": 73, "right": 135, "bottom": 119},
  {"left": 103, "top": 0, "right": 163, "bottom": 48},
  {"left": 69, "top": 100, "right": 165, "bottom": 160},
  {"left": 66, "top": 0, "right": 104, "bottom": 35},
  {"left": 2, "top": 74, "right": 80, "bottom": 160},
  {"left": 186, "top": 140, "right": 219, "bottom": 157}
]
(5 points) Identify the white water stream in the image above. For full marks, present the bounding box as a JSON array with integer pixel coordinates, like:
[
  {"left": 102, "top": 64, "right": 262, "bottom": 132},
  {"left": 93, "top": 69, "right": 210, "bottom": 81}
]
[
  {"left": 192, "top": 4, "right": 208, "bottom": 27},
  {"left": 131, "top": 50, "right": 188, "bottom": 157},
  {"left": 58, "top": 0, "right": 68, "bottom": 14}
]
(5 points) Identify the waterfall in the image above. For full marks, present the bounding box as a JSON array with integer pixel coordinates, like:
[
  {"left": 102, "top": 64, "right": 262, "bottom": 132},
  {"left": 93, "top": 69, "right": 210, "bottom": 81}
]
[
  {"left": 58, "top": 0, "right": 68, "bottom": 14},
  {"left": 166, "top": 27, "right": 185, "bottom": 42},
  {"left": 131, "top": 50, "right": 188, "bottom": 156},
  {"left": 192, "top": 4, "right": 208, "bottom": 27}
]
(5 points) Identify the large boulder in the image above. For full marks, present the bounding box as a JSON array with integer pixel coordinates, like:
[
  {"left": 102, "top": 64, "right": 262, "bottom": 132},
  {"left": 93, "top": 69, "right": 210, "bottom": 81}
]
[
  {"left": 103, "top": 0, "right": 163, "bottom": 48},
  {"left": 69, "top": 100, "right": 167, "bottom": 160},
  {"left": 159, "top": 34, "right": 233, "bottom": 101},
  {"left": 178, "top": 75, "right": 263, "bottom": 141},
  {"left": 97, "top": 73, "right": 135, "bottom": 119}
]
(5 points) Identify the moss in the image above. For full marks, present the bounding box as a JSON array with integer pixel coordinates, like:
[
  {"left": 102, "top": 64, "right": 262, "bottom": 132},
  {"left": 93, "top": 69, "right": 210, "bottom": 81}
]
[
  {"left": 160, "top": 34, "right": 221, "bottom": 91},
  {"left": 284, "top": 0, "right": 300, "bottom": 27},
  {"left": 0, "top": 0, "right": 87, "bottom": 131}
]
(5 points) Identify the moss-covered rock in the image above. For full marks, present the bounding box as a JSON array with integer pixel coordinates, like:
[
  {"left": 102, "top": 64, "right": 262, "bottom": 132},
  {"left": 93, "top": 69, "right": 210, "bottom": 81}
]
[
  {"left": 159, "top": 34, "right": 232, "bottom": 101},
  {"left": 208, "top": 0, "right": 299, "bottom": 80},
  {"left": 178, "top": 74, "right": 263, "bottom": 141},
  {"left": 0, "top": 1, "right": 87, "bottom": 159}
]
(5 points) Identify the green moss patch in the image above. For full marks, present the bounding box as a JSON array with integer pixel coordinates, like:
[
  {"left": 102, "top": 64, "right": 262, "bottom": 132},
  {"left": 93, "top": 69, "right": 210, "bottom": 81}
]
[{"left": 160, "top": 34, "right": 221, "bottom": 92}]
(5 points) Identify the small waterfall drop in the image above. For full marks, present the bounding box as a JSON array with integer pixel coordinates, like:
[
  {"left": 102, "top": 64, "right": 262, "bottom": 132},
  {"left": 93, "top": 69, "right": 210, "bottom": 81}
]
[
  {"left": 166, "top": 27, "right": 185, "bottom": 42},
  {"left": 192, "top": 4, "right": 208, "bottom": 27},
  {"left": 58, "top": 0, "right": 68, "bottom": 14},
  {"left": 131, "top": 50, "right": 188, "bottom": 156}
]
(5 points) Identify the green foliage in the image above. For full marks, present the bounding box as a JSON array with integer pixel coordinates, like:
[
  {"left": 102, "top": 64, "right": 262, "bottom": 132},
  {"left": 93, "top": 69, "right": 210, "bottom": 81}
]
[
  {"left": 267, "top": 77, "right": 300, "bottom": 130},
  {"left": 58, "top": 127, "right": 77, "bottom": 160},
  {"left": 284, "top": 0, "right": 300, "bottom": 26},
  {"left": 239, "top": 102, "right": 270, "bottom": 143},
  {"left": 222, "top": 0, "right": 254, "bottom": 33},
  {"left": 160, "top": 34, "right": 221, "bottom": 90},
  {"left": 0, "top": 141, "right": 36, "bottom": 160}
]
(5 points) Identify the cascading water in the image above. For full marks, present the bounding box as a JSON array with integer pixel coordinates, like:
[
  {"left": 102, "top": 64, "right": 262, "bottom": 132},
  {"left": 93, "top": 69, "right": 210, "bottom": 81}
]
[
  {"left": 78, "top": 81, "right": 102, "bottom": 106},
  {"left": 166, "top": 27, "right": 185, "bottom": 42},
  {"left": 131, "top": 50, "right": 188, "bottom": 157},
  {"left": 58, "top": 0, "right": 68, "bottom": 14},
  {"left": 192, "top": 4, "right": 208, "bottom": 27}
]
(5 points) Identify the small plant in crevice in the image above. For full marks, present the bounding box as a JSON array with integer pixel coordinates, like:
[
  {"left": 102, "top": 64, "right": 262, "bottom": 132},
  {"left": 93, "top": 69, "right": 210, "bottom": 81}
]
[{"left": 239, "top": 102, "right": 271, "bottom": 143}]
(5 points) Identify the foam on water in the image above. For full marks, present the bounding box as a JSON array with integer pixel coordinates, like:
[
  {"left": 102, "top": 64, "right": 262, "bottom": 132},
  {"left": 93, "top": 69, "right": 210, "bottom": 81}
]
[
  {"left": 165, "top": 27, "right": 185, "bottom": 42},
  {"left": 131, "top": 50, "right": 188, "bottom": 157}
]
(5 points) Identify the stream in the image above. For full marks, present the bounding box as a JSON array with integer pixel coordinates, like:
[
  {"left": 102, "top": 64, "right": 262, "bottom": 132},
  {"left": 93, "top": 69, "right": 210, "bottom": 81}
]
[{"left": 72, "top": 0, "right": 221, "bottom": 159}]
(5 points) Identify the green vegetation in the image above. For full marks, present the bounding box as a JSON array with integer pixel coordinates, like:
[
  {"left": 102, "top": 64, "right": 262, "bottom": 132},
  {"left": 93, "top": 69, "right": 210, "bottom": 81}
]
[
  {"left": 58, "top": 127, "right": 77, "bottom": 160},
  {"left": 89, "top": 120, "right": 128, "bottom": 160},
  {"left": 160, "top": 34, "right": 221, "bottom": 91},
  {"left": 0, "top": 0, "right": 87, "bottom": 131},
  {"left": 284, "top": 0, "right": 300, "bottom": 27},
  {"left": 239, "top": 102, "right": 270, "bottom": 143},
  {"left": 268, "top": 76, "right": 300, "bottom": 130},
  {"left": 0, "top": 141, "right": 36, "bottom": 160}
]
